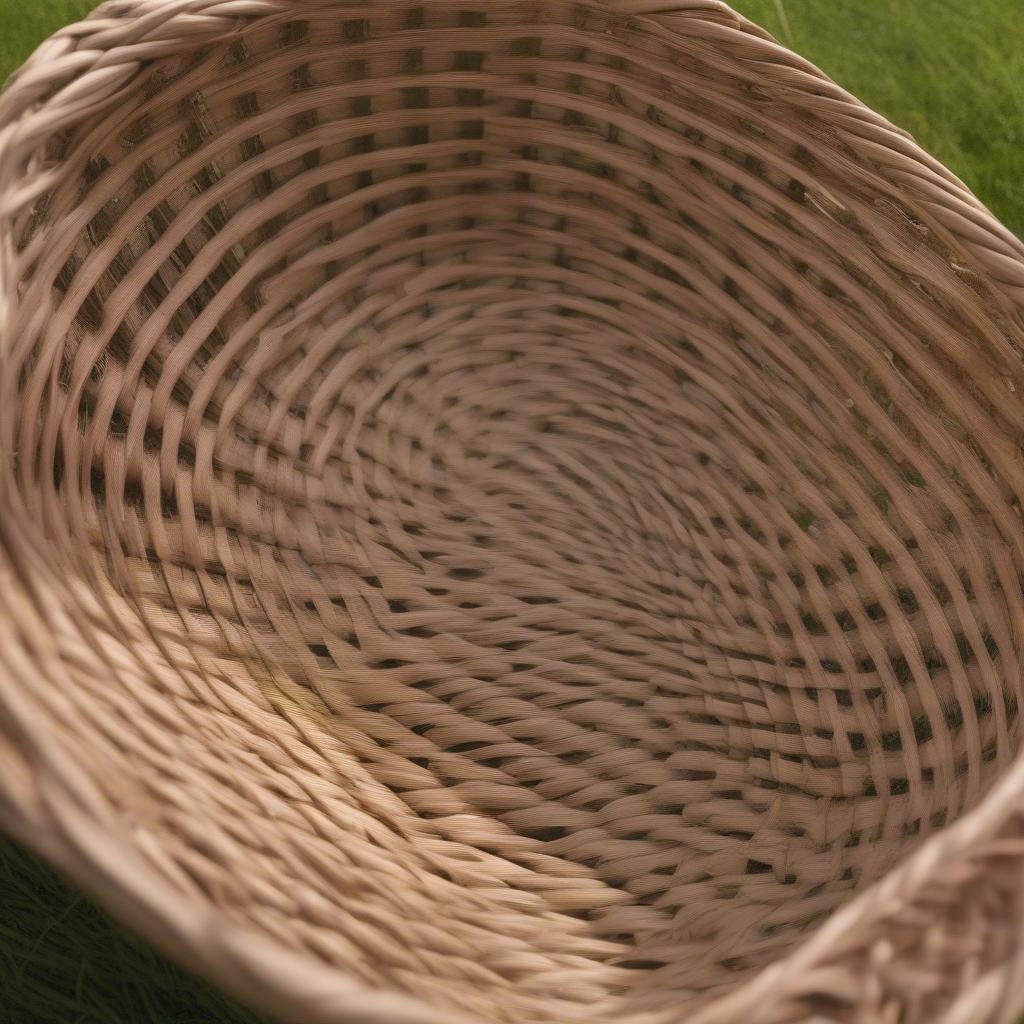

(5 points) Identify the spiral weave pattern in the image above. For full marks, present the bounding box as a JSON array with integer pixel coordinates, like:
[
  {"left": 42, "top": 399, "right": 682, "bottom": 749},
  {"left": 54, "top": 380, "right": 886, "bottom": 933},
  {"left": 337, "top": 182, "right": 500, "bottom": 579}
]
[{"left": 3, "top": 3, "right": 1024, "bottom": 1023}]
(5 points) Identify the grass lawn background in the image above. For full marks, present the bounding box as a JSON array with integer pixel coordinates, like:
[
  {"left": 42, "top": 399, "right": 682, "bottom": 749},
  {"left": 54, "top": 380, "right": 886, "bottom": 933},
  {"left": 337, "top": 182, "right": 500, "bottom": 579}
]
[{"left": 0, "top": 1, "right": 1021, "bottom": 1021}]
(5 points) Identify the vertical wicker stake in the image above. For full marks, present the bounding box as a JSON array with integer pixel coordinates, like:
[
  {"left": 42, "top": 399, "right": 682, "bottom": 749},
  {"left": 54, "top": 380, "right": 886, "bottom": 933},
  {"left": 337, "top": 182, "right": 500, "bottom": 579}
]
[{"left": 2, "top": 2, "right": 1024, "bottom": 1023}]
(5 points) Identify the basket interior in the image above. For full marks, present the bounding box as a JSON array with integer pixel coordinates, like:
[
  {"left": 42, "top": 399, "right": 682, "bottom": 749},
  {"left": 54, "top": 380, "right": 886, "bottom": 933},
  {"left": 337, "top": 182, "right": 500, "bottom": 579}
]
[{"left": 6, "top": 3, "right": 1024, "bottom": 1021}]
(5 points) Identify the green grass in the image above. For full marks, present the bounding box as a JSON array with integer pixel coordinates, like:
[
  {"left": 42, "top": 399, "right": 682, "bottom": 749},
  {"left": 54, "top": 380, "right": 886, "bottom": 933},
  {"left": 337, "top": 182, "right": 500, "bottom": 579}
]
[
  {"left": 730, "top": 0, "right": 1024, "bottom": 237},
  {"left": 0, "top": 838, "right": 269, "bottom": 1024},
  {"left": 0, "top": 1, "right": 1022, "bottom": 1022},
  {"left": 0, "top": 0, "right": 99, "bottom": 80}
]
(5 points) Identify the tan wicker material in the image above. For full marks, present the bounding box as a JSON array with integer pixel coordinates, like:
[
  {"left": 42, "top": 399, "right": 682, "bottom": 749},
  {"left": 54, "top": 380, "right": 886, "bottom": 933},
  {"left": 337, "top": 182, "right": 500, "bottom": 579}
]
[{"left": 2, "top": 1, "right": 1024, "bottom": 1022}]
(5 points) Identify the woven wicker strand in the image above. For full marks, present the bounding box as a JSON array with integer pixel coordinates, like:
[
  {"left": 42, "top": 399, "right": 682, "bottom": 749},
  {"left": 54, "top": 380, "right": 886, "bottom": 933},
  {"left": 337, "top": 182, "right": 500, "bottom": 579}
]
[{"left": 2, "top": 2, "right": 1024, "bottom": 1023}]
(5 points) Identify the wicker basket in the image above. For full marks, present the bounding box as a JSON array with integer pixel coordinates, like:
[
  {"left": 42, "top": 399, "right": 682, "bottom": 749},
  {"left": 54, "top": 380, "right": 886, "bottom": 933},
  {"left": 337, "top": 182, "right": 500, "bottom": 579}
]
[{"left": 2, "top": 1, "right": 1024, "bottom": 1022}]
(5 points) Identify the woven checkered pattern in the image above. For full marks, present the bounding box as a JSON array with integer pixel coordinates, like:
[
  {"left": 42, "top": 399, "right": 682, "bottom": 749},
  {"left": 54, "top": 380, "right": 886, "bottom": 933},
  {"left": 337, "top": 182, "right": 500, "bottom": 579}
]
[{"left": 2, "top": 3, "right": 1024, "bottom": 1023}]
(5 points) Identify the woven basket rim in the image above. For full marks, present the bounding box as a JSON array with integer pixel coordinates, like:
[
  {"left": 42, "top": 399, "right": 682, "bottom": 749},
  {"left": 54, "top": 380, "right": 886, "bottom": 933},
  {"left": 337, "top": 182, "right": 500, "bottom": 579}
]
[{"left": 2, "top": 2, "right": 1024, "bottom": 1023}]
